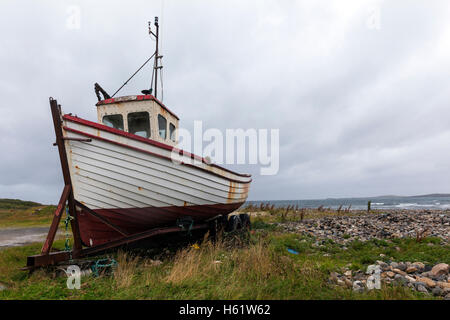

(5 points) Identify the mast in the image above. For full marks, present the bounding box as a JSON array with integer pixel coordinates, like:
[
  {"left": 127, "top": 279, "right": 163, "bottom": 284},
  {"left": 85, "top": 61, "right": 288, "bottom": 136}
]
[
  {"left": 110, "top": 17, "right": 163, "bottom": 99},
  {"left": 154, "top": 16, "right": 159, "bottom": 99},
  {"left": 147, "top": 16, "right": 162, "bottom": 99}
]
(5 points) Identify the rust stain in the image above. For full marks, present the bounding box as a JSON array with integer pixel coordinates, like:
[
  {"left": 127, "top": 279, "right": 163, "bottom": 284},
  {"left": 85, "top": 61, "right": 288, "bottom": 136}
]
[
  {"left": 184, "top": 201, "right": 187, "bottom": 206},
  {"left": 138, "top": 187, "right": 142, "bottom": 191},
  {"left": 159, "top": 107, "right": 168, "bottom": 117},
  {"left": 241, "top": 183, "right": 250, "bottom": 200},
  {"left": 227, "top": 181, "right": 237, "bottom": 203}
]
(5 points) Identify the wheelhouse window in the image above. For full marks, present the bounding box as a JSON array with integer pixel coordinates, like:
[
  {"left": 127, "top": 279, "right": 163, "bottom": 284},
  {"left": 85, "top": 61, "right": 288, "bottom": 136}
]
[
  {"left": 103, "top": 114, "right": 124, "bottom": 130},
  {"left": 128, "top": 112, "right": 150, "bottom": 138},
  {"left": 169, "top": 123, "right": 176, "bottom": 142},
  {"left": 158, "top": 114, "right": 167, "bottom": 139}
]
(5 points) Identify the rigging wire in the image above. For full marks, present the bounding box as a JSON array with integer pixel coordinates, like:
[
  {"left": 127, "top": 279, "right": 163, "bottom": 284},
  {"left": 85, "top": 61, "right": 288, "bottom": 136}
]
[{"left": 111, "top": 52, "right": 156, "bottom": 98}]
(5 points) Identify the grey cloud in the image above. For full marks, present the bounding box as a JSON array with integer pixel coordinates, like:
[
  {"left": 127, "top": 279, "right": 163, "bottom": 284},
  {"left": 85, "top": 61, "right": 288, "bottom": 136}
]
[{"left": 1, "top": 0, "right": 450, "bottom": 204}]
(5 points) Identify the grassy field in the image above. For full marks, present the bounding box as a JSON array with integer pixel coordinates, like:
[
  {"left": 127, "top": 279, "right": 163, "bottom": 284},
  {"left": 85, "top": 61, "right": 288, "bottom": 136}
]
[
  {"left": 0, "top": 199, "right": 56, "bottom": 228},
  {"left": 0, "top": 213, "right": 448, "bottom": 300}
]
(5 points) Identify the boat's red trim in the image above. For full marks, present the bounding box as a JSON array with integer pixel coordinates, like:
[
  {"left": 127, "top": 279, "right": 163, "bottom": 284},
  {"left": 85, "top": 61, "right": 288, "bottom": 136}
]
[
  {"left": 64, "top": 126, "right": 252, "bottom": 184},
  {"left": 78, "top": 202, "right": 245, "bottom": 246},
  {"left": 63, "top": 114, "right": 252, "bottom": 178},
  {"left": 96, "top": 94, "right": 180, "bottom": 120}
]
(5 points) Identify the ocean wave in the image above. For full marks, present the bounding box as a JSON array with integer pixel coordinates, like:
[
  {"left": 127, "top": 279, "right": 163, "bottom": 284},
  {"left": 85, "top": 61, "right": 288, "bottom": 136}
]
[{"left": 395, "top": 203, "right": 420, "bottom": 208}]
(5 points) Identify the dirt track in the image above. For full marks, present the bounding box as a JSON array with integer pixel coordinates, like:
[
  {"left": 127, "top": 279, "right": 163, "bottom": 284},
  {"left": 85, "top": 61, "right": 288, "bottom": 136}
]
[{"left": 0, "top": 227, "right": 50, "bottom": 249}]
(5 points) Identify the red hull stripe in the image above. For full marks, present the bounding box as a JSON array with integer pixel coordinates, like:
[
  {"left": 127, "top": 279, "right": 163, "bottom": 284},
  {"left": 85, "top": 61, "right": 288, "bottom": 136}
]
[
  {"left": 78, "top": 202, "right": 245, "bottom": 246},
  {"left": 63, "top": 115, "right": 251, "bottom": 178},
  {"left": 63, "top": 126, "right": 252, "bottom": 184},
  {"left": 95, "top": 94, "right": 179, "bottom": 120}
]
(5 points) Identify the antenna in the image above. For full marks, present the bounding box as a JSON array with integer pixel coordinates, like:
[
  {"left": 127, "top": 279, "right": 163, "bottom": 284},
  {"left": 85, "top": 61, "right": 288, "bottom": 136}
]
[{"left": 142, "top": 16, "right": 163, "bottom": 99}]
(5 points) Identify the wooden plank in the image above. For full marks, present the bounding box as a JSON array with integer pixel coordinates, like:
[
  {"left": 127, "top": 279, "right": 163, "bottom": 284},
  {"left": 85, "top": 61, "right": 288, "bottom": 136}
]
[{"left": 41, "top": 185, "right": 71, "bottom": 254}]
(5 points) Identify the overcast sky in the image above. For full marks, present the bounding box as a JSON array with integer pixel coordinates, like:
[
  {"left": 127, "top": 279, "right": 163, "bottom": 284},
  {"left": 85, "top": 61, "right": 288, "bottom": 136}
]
[{"left": 1, "top": 0, "right": 450, "bottom": 204}]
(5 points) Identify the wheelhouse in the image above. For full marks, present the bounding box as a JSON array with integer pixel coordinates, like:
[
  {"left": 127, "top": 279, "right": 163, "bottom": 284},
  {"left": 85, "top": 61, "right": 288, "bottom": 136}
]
[{"left": 96, "top": 95, "right": 179, "bottom": 147}]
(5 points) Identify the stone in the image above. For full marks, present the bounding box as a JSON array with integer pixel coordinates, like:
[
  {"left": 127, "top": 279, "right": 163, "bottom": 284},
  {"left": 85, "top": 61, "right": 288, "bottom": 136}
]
[
  {"left": 390, "top": 262, "right": 399, "bottom": 269},
  {"left": 406, "top": 266, "right": 418, "bottom": 273},
  {"left": 353, "top": 281, "right": 364, "bottom": 293},
  {"left": 445, "top": 293, "right": 450, "bottom": 300},
  {"left": 435, "top": 274, "right": 447, "bottom": 282},
  {"left": 0, "top": 283, "right": 6, "bottom": 291},
  {"left": 414, "top": 281, "right": 426, "bottom": 290},
  {"left": 344, "top": 278, "right": 353, "bottom": 288},
  {"left": 430, "top": 263, "right": 449, "bottom": 277},
  {"left": 392, "top": 268, "right": 406, "bottom": 276},
  {"left": 397, "top": 263, "right": 407, "bottom": 271},
  {"left": 432, "top": 287, "right": 443, "bottom": 296},
  {"left": 416, "top": 277, "right": 436, "bottom": 288},
  {"left": 437, "top": 281, "right": 450, "bottom": 289},
  {"left": 424, "top": 265, "right": 433, "bottom": 272},
  {"left": 405, "top": 275, "right": 416, "bottom": 283},
  {"left": 376, "top": 261, "right": 389, "bottom": 270},
  {"left": 385, "top": 271, "right": 395, "bottom": 278},
  {"left": 394, "top": 274, "right": 407, "bottom": 285},
  {"left": 337, "top": 279, "right": 346, "bottom": 286},
  {"left": 416, "top": 284, "right": 429, "bottom": 294},
  {"left": 412, "top": 262, "right": 425, "bottom": 271},
  {"left": 344, "top": 270, "right": 352, "bottom": 278}
]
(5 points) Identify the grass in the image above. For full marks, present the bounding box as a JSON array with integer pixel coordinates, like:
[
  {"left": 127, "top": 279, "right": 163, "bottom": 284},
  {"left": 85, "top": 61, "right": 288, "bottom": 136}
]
[
  {"left": 0, "top": 199, "right": 56, "bottom": 228},
  {"left": 0, "top": 221, "right": 448, "bottom": 300}
]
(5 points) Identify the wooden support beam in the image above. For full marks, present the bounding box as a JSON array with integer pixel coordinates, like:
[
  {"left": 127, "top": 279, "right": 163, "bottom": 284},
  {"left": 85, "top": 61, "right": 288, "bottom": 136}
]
[
  {"left": 41, "top": 185, "right": 71, "bottom": 254},
  {"left": 48, "top": 98, "right": 84, "bottom": 256}
]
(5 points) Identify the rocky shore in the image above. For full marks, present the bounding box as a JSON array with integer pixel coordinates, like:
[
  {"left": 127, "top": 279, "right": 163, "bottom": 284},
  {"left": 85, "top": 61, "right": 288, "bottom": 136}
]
[
  {"left": 330, "top": 261, "right": 450, "bottom": 299},
  {"left": 280, "top": 209, "right": 450, "bottom": 244}
]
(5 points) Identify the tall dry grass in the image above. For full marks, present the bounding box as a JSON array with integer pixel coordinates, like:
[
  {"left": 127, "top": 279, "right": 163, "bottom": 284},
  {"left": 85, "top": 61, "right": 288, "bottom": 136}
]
[
  {"left": 164, "top": 236, "right": 308, "bottom": 286},
  {"left": 113, "top": 251, "right": 140, "bottom": 288},
  {"left": 165, "top": 240, "right": 223, "bottom": 284}
]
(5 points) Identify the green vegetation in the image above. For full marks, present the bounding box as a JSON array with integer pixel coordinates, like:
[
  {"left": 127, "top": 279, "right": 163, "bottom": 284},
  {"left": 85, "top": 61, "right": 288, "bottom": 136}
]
[
  {"left": 0, "top": 223, "right": 448, "bottom": 300},
  {"left": 0, "top": 198, "right": 56, "bottom": 228},
  {"left": 0, "top": 201, "right": 447, "bottom": 300}
]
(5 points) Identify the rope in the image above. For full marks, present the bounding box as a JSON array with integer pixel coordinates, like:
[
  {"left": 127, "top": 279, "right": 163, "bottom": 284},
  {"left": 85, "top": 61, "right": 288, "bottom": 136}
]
[
  {"left": 91, "top": 258, "right": 118, "bottom": 277},
  {"left": 111, "top": 52, "right": 156, "bottom": 97},
  {"left": 64, "top": 206, "right": 74, "bottom": 253}
]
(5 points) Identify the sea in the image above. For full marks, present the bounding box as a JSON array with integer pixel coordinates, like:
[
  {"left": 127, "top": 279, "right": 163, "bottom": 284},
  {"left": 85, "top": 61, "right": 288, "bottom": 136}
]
[{"left": 247, "top": 194, "right": 450, "bottom": 211}]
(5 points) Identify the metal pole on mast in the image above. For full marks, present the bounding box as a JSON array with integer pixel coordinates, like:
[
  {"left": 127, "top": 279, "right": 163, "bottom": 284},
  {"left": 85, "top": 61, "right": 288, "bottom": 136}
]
[{"left": 154, "top": 16, "right": 159, "bottom": 99}]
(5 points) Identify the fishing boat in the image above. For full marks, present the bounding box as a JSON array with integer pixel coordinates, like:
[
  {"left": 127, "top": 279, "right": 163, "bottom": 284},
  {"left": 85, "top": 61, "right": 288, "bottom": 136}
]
[{"left": 27, "top": 17, "right": 251, "bottom": 267}]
